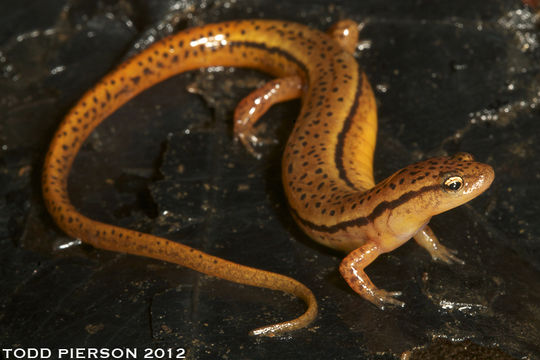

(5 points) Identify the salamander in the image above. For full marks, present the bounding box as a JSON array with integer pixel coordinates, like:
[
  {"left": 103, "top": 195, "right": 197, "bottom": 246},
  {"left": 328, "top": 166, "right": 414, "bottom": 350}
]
[{"left": 42, "top": 19, "right": 495, "bottom": 337}]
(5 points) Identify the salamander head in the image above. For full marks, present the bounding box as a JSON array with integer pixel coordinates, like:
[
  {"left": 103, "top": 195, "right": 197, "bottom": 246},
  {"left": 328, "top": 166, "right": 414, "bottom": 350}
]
[{"left": 381, "top": 152, "right": 494, "bottom": 236}]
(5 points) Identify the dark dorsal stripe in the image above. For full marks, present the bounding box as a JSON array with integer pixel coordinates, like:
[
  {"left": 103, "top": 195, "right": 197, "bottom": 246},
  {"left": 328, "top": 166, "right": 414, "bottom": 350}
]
[
  {"left": 291, "top": 184, "right": 440, "bottom": 234},
  {"left": 334, "top": 62, "right": 364, "bottom": 192},
  {"left": 229, "top": 40, "right": 309, "bottom": 82}
]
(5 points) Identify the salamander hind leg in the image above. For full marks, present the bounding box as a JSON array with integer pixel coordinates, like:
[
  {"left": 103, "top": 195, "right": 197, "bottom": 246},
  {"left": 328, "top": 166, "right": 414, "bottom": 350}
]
[
  {"left": 339, "top": 242, "right": 405, "bottom": 309},
  {"left": 234, "top": 75, "right": 303, "bottom": 159},
  {"left": 414, "top": 225, "right": 465, "bottom": 265},
  {"left": 327, "top": 19, "right": 362, "bottom": 54}
]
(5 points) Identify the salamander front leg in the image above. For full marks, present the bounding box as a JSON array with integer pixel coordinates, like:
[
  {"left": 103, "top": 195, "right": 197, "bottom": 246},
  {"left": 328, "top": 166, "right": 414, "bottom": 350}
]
[
  {"left": 414, "top": 225, "right": 465, "bottom": 265},
  {"left": 339, "top": 242, "right": 405, "bottom": 309},
  {"left": 234, "top": 76, "right": 303, "bottom": 159}
]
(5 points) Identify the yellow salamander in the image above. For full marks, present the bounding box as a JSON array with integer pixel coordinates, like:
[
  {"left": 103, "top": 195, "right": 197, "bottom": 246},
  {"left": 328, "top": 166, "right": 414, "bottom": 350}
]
[{"left": 42, "top": 19, "right": 495, "bottom": 336}]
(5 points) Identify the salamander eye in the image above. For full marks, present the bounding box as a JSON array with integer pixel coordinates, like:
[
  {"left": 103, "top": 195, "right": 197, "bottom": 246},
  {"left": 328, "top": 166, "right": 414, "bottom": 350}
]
[{"left": 443, "top": 176, "right": 464, "bottom": 192}]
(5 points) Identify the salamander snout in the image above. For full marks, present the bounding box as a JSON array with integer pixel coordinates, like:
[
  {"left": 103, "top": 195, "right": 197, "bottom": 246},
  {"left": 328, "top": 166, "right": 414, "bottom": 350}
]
[
  {"left": 435, "top": 154, "right": 494, "bottom": 212},
  {"left": 386, "top": 153, "right": 495, "bottom": 217}
]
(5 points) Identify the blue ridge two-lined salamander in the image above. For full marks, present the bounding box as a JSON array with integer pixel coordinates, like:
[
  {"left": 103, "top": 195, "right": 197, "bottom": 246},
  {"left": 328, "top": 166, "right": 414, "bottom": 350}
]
[{"left": 42, "top": 19, "right": 495, "bottom": 336}]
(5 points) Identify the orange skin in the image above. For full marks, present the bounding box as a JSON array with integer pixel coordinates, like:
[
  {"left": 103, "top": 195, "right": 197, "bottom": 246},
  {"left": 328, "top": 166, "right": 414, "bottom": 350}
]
[{"left": 42, "top": 19, "right": 494, "bottom": 336}]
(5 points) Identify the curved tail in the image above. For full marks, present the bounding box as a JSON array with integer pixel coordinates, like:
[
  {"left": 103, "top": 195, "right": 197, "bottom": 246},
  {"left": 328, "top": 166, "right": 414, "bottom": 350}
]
[
  {"left": 42, "top": 20, "right": 318, "bottom": 336},
  {"left": 74, "top": 215, "right": 318, "bottom": 336}
]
